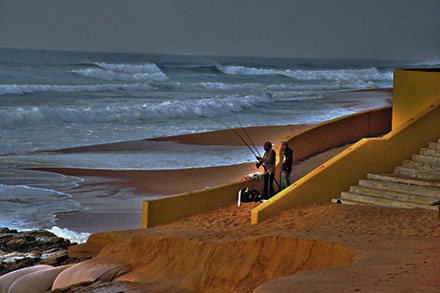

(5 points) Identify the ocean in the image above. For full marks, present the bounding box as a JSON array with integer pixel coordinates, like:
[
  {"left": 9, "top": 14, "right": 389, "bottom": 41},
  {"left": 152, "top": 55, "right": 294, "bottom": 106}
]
[{"left": 0, "top": 48, "right": 422, "bottom": 240}]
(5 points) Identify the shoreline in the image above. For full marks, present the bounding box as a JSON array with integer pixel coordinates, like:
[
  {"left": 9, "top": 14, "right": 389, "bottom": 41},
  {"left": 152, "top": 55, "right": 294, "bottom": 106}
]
[
  {"left": 48, "top": 124, "right": 313, "bottom": 153},
  {"left": 38, "top": 143, "right": 352, "bottom": 234},
  {"left": 28, "top": 122, "right": 316, "bottom": 233}
]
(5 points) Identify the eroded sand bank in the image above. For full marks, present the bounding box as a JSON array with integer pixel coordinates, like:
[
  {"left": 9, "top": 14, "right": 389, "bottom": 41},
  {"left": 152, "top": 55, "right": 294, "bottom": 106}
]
[{"left": 74, "top": 202, "right": 439, "bottom": 292}]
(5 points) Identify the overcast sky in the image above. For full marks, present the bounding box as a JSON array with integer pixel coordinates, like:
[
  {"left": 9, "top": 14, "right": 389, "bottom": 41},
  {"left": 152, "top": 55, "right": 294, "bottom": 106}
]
[{"left": 0, "top": 0, "right": 439, "bottom": 60}]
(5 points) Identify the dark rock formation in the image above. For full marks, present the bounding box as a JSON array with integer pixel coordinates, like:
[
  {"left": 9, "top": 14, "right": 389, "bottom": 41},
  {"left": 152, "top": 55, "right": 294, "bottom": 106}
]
[{"left": 0, "top": 228, "right": 84, "bottom": 276}]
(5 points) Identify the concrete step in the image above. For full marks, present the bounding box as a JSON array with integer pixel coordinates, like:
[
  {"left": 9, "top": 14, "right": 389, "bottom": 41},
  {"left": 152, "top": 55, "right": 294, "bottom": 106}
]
[
  {"left": 331, "top": 198, "right": 371, "bottom": 206},
  {"left": 340, "top": 191, "right": 436, "bottom": 210},
  {"left": 394, "top": 166, "right": 440, "bottom": 181},
  {"left": 367, "top": 173, "right": 440, "bottom": 188},
  {"left": 420, "top": 148, "right": 440, "bottom": 157},
  {"left": 429, "top": 142, "right": 440, "bottom": 150},
  {"left": 412, "top": 154, "right": 440, "bottom": 166},
  {"left": 349, "top": 185, "right": 438, "bottom": 204},
  {"left": 402, "top": 160, "right": 440, "bottom": 172},
  {"left": 358, "top": 179, "right": 440, "bottom": 198}
]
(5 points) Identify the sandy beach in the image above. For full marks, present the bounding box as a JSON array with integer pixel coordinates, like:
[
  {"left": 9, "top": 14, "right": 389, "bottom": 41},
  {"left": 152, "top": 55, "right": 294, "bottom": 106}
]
[
  {"left": 37, "top": 123, "right": 357, "bottom": 233},
  {"left": 76, "top": 199, "right": 440, "bottom": 292}
]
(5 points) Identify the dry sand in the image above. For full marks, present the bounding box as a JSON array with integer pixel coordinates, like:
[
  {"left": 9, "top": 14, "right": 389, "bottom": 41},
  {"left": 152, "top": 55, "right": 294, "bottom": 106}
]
[{"left": 79, "top": 201, "right": 440, "bottom": 292}]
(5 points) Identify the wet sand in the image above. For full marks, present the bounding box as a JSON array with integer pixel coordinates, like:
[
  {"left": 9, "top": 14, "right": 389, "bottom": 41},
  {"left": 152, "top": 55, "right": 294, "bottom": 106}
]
[
  {"left": 51, "top": 124, "right": 312, "bottom": 153},
  {"left": 40, "top": 142, "right": 351, "bottom": 234},
  {"left": 33, "top": 123, "right": 311, "bottom": 233}
]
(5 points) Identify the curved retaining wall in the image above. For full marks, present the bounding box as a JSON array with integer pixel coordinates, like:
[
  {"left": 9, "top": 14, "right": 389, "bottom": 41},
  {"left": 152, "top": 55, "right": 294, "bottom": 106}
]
[
  {"left": 272, "top": 106, "right": 391, "bottom": 180},
  {"left": 252, "top": 70, "right": 440, "bottom": 224},
  {"left": 142, "top": 179, "right": 262, "bottom": 228},
  {"left": 142, "top": 106, "right": 391, "bottom": 228}
]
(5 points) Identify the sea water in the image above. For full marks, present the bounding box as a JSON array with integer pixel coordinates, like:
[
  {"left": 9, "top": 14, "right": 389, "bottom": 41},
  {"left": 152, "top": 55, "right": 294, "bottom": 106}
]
[{"left": 0, "top": 48, "right": 431, "bottom": 240}]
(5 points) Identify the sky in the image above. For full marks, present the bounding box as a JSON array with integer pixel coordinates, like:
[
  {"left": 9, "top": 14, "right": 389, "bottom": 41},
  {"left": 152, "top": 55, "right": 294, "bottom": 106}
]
[{"left": 0, "top": 0, "right": 439, "bottom": 61}]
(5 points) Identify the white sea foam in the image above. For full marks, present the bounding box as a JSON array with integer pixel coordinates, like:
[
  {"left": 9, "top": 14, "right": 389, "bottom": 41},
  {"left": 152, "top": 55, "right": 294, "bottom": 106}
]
[
  {"left": 0, "top": 168, "right": 89, "bottom": 244},
  {"left": 72, "top": 62, "right": 168, "bottom": 82},
  {"left": 72, "top": 68, "right": 168, "bottom": 82},
  {"left": 218, "top": 65, "right": 393, "bottom": 81},
  {"left": 48, "top": 226, "right": 90, "bottom": 244},
  {"left": 0, "top": 169, "right": 83, "bottom": 190},
  {"left": 267, "top": 80, "right": 377, "bottom": 91},
  {"left": 0, "top": 183, "right": 82, "bottom": 229},
  {"left": 283, "top": 67, "right": 393, "bottom": 81},
  {"left": 0, "top": 83, "right": 153, "bottom": 96},
  {"left": 196, "top": 80, "right": 380, "bottom": 92},
  {"left": 197, "top": 82, "right": 261, "bottom": 90},
  {"left": 0, "top": 93, "right": 274, "bottom": 125},
  {"left": 94, "top": 62, "right": 163, "bottom": 74},
  {"left": 3, "top": 143, "right": 257, "bottom": 170}
]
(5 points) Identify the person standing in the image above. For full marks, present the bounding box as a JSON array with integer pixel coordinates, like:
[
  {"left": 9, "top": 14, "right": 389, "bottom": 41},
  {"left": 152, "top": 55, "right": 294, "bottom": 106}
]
[
  {"left": 280, "top": 141, "right": 293, "bottom": 190},
  {"left": 256, "top": 141, "right": 276, "bottom": 200}
]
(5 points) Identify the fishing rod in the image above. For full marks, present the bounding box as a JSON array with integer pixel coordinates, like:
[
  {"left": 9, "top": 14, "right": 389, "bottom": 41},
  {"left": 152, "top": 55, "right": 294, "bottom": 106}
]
[
  {"left": 213, "top": 119, "right": 259, "bottom": 159},
  {"left": 229, "top": 112, "right": 281, "bottom": 190},
  {"left": 214, "top": 117, "right": 281, "bottom": 190},
  {"left": 231, "top": 111, "right": 262, "bottom": 158}
]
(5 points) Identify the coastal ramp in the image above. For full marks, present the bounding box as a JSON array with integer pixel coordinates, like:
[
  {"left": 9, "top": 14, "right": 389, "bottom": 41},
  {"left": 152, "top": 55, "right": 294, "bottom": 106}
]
[
  {"left": 252, "top": 69, "right": 440, "bottom": 224},
  {"left": 141, "top": 106, "right": 391, "bottom": 228},
  {"left": 333, "top": 137, "right": 440, "bottom": 210}
]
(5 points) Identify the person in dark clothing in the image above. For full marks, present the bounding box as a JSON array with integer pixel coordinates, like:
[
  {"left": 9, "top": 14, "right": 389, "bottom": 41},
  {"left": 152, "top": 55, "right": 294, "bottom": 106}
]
[
  {"left": 256, "top": 141, "right": 276, "bottom": 200},
  {"left": 280, "top": 141, "right": 293, "bottom": 190}
]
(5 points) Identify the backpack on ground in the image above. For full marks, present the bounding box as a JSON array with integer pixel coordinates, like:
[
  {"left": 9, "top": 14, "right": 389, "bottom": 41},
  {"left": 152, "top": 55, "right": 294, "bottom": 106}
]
[{"left": 237, "top": 187, "right": 262, "bottom": 206}]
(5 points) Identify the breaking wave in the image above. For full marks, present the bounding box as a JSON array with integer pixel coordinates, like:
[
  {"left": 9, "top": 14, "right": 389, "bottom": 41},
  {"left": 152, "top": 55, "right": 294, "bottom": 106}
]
[
  {"left": 196, "top": 80, "right": 378, "bottom": 91},
  {"left": 72, "top": 68, "right": 168, "bottom": 82},
  {"left": 70, "top": 62, "right": 168, "bottom": 82},
  {"left": 0, "top": 93, "right": 274, "bottom": 125},
  {"left": 217, "top": 65, "right": 393, "bottom": 81},
  {"left": 49, "top": 226, "right": 90, "bottom": 244},
  {"left": 94, "top": 62, "right": 164, "bottom": 74},
  {"left": 0, "top": 83, "right": 153, "bottom": 96},
  {"left": 196, "top": 82, "right": 261, "bottom": 90},
  {"left": 0, "top": 183, "right": 81, "bottom": 229},
  {"left": 409, "top": 60, "right": 440, "bottom": 67}
]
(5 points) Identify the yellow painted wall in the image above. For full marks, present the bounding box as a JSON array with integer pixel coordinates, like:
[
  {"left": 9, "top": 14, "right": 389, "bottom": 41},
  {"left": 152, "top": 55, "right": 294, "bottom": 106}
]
[
  {"left": 142, "top": 179, "right": 262, "bottom": 228},
  {"left": 273, "top": 107, "right": 392, "bottom": 182},
  {"left": 393, "top": 69, "right": 440, "bottom": 130},
  {"left": 141, "top": 107, "right": 391, "bottom": 228},
  {"left": 252, "top": 70, "right": 440, "bottom": 224}
]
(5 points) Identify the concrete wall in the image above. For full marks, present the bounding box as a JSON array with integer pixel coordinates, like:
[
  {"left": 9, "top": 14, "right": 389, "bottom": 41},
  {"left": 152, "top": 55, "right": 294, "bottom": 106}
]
[
  {"left": 142, "top": 179, "right": 262, "bottom": 228},
  {"left": 273, "top": 106, "right": 392, "bottom": 181},
  {"left": 393, "top": 69, "right": 440, "bottom": 130},
  {"left": 252, "top": 70, "right": 440, "bottom": 224},
  {"left": 142, "top": 107, "right": 391, "bottom": 228}
]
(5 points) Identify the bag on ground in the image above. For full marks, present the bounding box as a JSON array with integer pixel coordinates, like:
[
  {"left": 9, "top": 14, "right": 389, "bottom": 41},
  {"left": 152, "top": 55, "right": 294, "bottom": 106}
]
[{"left": 238, "top": 187, "right": 262, "bottom": 206}]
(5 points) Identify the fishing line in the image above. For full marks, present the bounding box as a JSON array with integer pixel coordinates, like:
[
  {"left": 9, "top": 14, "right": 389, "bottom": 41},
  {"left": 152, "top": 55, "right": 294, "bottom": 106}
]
[{"left": 231, "top": 111, "right": 262, "bottom": 158}]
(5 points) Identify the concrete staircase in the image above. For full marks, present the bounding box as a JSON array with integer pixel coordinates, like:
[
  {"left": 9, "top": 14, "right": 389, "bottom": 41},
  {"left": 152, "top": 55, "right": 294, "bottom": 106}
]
[{"left": 332, "top": 139, "right": 440, "bottom": 210}]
